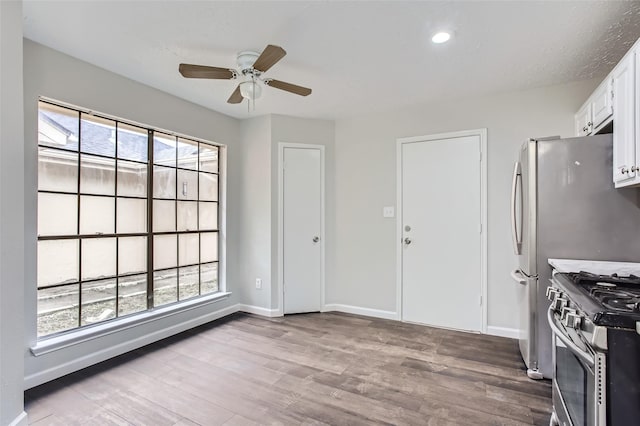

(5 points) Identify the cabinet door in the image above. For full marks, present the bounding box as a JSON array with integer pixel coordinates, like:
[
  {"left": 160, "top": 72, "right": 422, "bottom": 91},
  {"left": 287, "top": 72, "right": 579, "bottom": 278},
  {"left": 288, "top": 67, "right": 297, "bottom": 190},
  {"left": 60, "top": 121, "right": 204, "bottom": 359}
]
[
  {"left": 612, "top": 52, "right": 636, "bottom": 186},
  {"left": 575, "top": 103, "right": 592, "bottom": 137},
  {"left": 591, "top": 78, "right": 613, "bottom": 129}
]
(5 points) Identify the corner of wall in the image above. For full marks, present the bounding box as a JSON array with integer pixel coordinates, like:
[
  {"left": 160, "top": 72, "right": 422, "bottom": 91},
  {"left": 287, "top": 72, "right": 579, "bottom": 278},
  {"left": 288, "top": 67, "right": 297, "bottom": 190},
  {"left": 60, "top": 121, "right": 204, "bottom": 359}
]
[
  {"left": 236, "top": 115, "right": 273, "bottom": 310},
  {"left": 1, "top": 0, "right": 26, "bottom": 422}
]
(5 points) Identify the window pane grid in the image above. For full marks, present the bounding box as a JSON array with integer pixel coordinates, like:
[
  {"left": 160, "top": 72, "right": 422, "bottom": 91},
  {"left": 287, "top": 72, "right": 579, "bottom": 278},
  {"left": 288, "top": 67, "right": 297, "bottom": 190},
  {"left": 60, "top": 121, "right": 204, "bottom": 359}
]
[
  {"left": 153, "top": 261, "right": 218, "bottom": 273},
  {"left": 37, "top": 267, "right": 150, "bottom": 290},
  {"left": 40, "top": 147, "right": 149, "bottom": 166},
  {"left": 115, "top": 133, "right": 120, "bottom": 318},
  {"left": 152, "top": 163, "right": 220, "bottom": 176},
  {"left": 38, "top": 233, "right": 148, "bottom": 241},
  {"left": 37, "top": 100, "right": 221, "bottom": 338},
  {"left": 39, "top": 190, "right": 147, "bottom": 200}
]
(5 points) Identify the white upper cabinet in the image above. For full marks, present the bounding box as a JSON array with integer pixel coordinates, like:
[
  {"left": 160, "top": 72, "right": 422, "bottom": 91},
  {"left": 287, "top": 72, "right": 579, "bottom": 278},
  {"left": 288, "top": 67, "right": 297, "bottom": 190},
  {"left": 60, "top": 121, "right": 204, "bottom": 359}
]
[
  {"left": 574, "top": 78, "right": 613, "bottom": 137},
  {"left": 612, "top": 50, "right": 637, "bottom": 187},
  {"left": 578, "top": 37, "right": 640, "bottom": 188},
  {"left": 575, "top": 102, "right": 592, "bottom": 136}
]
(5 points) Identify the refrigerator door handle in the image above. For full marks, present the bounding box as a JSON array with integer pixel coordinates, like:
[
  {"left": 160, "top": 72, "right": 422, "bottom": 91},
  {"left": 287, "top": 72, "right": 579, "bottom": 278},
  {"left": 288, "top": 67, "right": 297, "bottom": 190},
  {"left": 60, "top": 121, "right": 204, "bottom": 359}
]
[
  {"left": 511, "top": 162, "right": 523, "bottom": 255},
  {"left": 510, "top": 269, "right": 527, "bottom": 285}
]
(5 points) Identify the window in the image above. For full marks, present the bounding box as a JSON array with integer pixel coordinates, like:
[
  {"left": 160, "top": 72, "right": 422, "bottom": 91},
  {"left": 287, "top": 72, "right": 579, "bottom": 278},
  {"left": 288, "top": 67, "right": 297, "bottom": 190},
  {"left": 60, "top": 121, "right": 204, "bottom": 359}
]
[{"left": 37, "top": 100, "right": 221, "bottom": 337}]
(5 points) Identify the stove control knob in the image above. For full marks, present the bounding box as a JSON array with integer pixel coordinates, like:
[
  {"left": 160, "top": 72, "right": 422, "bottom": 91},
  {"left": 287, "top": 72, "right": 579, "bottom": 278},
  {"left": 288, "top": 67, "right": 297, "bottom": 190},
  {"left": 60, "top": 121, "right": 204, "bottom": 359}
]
[
  {"left": 561, "top": 307, "right": 576, "bottom": 321},
  {"left": 546, "top": 287, "right": 562, "bottom": 301},
  {"left": 553, "top": 297, "right": 569, "bottom": 311},
  {"left": 563, "top": 312, "right": 582, "bottom": 329}
]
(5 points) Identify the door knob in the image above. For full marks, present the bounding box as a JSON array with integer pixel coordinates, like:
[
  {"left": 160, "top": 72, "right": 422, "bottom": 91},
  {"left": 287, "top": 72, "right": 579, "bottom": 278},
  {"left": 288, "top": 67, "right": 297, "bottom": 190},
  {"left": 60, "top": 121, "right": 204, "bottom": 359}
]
[
  {"left": 404, "top": 237, "right": 412, "bottom": 245},
  {"left": 313, "top": 236, "right": 320, "bottom": 243}
]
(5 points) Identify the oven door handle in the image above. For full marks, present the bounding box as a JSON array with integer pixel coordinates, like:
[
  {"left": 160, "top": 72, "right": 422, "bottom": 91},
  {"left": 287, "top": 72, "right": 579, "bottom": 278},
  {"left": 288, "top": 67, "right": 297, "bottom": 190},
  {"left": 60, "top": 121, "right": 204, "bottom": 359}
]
[{"left": 547, "top": 307, "right": 594, "bottom": 367}]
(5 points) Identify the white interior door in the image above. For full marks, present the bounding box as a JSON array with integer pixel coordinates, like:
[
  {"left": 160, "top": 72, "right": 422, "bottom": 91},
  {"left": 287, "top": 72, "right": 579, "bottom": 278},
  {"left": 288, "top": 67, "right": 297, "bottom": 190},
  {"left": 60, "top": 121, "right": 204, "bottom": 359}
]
[
  {"left": 401, "top": 135, "right": 482, "bottom": 332},
  {"left": 283, "top": 146, "right": 322, "bottom": 314}
]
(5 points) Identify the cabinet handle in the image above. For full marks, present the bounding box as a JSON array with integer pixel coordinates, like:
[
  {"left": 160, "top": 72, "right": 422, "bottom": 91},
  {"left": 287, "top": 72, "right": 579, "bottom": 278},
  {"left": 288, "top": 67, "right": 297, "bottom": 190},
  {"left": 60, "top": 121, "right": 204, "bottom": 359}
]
[
  {"left": 621, "top": 167, "right": 629, "bottom": 174},
  {"left": 587, "top": 121, "right": 593, "bottom": 127},
  {"left": 632, "top": 166, "right": 639, "bottom": 173},
  {"left": 582, "top": 126, "right": 588, "bottom": 132}
]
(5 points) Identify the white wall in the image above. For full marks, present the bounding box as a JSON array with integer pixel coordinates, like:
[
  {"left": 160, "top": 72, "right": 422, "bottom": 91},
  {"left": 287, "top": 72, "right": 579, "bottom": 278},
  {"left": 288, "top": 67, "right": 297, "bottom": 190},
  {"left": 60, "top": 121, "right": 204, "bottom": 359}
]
[
  {"left": 1, "top": 2, "right": 27, "bottom": 424},
  {"left": 23, "top": 39, "right": 242, "bottom": 387},
  {"left": 332, "top": 79, "right": 599, "bottom": 331},
  {"left": 237, "top": 116, "right": 272, "bottom": 309}
]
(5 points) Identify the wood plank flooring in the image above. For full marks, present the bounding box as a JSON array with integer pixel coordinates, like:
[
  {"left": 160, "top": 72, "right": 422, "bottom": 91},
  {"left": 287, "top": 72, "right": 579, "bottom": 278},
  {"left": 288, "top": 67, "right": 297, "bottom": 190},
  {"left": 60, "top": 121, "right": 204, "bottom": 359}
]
[{"left": 25, "top": 312, "right": 552, "bottom": 425}]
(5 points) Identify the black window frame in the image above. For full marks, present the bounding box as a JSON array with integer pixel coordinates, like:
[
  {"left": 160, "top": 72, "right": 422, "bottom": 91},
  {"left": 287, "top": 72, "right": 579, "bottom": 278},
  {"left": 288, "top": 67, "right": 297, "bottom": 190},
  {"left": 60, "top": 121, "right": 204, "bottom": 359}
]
[{"left": 36, "top": 99, "right": 221, "bottom": 338}]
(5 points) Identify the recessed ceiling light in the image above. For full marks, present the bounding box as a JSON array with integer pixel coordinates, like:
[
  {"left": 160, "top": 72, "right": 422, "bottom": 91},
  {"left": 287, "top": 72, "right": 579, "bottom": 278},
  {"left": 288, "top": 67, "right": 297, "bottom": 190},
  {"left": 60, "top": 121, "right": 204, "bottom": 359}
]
[{"left": 432, "top": 32, "right": 451, "bottom": 44}]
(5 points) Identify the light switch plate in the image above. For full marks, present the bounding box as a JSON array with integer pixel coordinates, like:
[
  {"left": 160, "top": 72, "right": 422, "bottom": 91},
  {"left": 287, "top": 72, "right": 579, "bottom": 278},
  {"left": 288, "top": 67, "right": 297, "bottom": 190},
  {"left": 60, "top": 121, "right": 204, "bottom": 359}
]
[{"left": 383, "top": 206, "right": 395, "bottom": 218}]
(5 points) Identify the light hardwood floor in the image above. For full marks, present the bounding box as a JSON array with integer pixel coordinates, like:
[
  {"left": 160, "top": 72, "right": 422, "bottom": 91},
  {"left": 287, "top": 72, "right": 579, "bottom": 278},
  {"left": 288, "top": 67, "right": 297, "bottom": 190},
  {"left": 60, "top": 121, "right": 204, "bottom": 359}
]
[{"left": 25, "top": 312, "right": 552, "bottom": 425}]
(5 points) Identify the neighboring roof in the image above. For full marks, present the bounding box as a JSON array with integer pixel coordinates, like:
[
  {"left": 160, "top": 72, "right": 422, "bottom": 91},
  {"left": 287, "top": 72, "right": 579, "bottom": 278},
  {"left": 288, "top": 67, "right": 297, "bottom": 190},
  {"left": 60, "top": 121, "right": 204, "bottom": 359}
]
[{"left": 39, "top": 110, "right": 200, "bottom": 165}]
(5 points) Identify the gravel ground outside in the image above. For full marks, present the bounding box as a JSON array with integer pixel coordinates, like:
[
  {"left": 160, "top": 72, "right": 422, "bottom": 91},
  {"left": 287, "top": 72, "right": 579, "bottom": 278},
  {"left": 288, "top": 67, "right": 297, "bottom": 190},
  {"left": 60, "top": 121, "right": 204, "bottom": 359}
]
[{"left": 37, "top": 265, "right": 218, "bottom": 337}]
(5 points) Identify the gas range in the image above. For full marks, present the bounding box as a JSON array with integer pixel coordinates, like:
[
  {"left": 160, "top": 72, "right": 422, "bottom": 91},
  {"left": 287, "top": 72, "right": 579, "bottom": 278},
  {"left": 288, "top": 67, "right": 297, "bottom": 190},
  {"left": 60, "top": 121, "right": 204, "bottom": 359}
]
[
  {"left": 547, "top": 268, "right": 640, "bottom": 426},
  {"left": 553, "top": 271, "right": 640, "bottom": 329}
]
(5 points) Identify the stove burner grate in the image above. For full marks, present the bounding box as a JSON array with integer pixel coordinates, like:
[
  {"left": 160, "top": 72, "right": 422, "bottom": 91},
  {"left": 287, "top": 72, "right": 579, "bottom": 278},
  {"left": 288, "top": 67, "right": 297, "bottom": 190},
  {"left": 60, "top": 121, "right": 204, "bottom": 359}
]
[
  {"left": 571, "top": 271, "right": 640, "bottom": 285},
  {"left": 599, "top": 296, "right": 640, "bottom": 313},
  {"left": 567, "top": 271, "right": 640, "bottom": 314}
]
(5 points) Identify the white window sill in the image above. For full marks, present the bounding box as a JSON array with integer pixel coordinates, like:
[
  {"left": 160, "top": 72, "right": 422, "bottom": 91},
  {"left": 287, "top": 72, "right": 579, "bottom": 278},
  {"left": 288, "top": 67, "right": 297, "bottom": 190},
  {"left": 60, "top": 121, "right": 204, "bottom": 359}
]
[{"left": 31, "top": 292, "right": 231, "bottom": 356}]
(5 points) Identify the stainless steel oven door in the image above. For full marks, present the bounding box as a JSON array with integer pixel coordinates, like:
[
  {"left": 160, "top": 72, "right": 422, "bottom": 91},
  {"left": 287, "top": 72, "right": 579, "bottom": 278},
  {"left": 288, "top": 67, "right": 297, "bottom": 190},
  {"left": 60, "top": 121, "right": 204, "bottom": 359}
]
[{"left": 548, "top": 308, "right": 605, "bottom": 426}]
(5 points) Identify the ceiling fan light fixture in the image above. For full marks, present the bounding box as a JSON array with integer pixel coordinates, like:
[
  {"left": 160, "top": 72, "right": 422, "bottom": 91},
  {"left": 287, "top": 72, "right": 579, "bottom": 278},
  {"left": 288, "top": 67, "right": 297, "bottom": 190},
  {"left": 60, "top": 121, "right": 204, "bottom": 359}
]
[
  {"left": 431, "top": 31, "right": 452, "bottom": 44},
  {"left": 239, "top": 79, "right": 262, "bottom": 100}
]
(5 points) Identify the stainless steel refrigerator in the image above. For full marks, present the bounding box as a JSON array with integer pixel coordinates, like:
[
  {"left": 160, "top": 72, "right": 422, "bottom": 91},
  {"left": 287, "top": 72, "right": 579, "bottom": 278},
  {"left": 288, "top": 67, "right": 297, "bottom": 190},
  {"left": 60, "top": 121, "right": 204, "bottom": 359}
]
[{"left": 510, "top": 134, "right": 640, "bottom": 379}]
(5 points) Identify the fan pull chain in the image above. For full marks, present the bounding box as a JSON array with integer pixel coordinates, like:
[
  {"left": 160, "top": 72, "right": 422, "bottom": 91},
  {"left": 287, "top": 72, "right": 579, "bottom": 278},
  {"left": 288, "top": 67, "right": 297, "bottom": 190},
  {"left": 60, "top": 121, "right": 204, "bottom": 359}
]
[{"left": 252, "top": 79, "right": 256, "bottom": 112}]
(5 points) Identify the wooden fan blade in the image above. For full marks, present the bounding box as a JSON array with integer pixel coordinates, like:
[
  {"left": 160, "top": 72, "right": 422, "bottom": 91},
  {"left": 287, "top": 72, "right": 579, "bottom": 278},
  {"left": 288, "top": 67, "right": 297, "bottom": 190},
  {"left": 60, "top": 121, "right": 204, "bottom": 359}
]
[
  {"left": 227, "top": 85, "right": 243, "bottom": 104},
  {"left": 179, "top": 64, "right": 236, "bottom": 80},
  {"left": 264, "top": 79, "right": 312, "bottom": 96},
  {"left": 252, "top": 45, "right": 286, "bottom": 73}
]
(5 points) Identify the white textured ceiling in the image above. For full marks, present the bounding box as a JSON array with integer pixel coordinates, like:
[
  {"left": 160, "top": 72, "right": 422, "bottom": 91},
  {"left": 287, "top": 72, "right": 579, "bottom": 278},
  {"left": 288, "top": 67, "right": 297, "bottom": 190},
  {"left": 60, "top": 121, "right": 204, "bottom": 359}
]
[{"left": 23, "top": 1, "right": 640, "bottom": 120}]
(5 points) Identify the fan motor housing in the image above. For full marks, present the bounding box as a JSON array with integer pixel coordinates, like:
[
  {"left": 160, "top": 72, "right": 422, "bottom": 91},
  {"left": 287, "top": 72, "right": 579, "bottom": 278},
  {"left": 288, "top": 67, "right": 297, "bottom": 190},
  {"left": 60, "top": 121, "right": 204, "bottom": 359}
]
[{"left": 236, "top": 51, "right": 260, "bottom": 72}]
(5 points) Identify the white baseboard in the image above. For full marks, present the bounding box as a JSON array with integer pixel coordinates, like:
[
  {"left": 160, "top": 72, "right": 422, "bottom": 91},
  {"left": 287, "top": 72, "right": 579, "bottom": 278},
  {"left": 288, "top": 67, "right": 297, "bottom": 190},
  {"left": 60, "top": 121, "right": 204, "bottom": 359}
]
[
  {"left": 322, "top": 304, "right": 397, "bottom": 320},
  {"left": 8, "top": 411, "right": 28, "bottom": 426},
  {"left": 24, "top": 304, "right": 241, "bottom": 389},
  {"left": 487, "top": 326, "right": 520, "bottom": 340},
  {"left": 237, "top": 304, "right": 282, "bottom": 317}
]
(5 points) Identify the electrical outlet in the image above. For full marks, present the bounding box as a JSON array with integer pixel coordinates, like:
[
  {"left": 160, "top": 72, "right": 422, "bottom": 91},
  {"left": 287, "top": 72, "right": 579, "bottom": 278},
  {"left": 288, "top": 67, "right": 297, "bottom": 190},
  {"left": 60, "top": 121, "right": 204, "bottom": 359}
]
[{"left": 255, "top": 278, "right": 262, "bottom": 289}]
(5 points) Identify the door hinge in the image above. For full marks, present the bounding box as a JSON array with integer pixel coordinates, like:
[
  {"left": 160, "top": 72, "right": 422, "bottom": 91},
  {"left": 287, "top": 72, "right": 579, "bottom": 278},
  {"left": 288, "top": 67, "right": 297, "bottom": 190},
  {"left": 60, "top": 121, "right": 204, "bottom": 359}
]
[
  {"left": 479, "top": 151, "right": 482, "bottom": 162},
  {"left": 479, "top": 295, "right": 483, "bottom": 306},
  {"left": 479, "top": 223, "right": 482, "bottom": 233}
]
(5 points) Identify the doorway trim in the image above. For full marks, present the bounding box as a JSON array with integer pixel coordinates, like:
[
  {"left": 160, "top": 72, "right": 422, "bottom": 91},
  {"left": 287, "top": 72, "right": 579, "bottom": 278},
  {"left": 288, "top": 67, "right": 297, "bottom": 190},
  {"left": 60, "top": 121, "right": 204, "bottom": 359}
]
[
  {"left": 395, "top": 129, "right": 488, "bottom": 333},
  {"left": 277, "top": 143, "right": 326, "bottom": 316}
]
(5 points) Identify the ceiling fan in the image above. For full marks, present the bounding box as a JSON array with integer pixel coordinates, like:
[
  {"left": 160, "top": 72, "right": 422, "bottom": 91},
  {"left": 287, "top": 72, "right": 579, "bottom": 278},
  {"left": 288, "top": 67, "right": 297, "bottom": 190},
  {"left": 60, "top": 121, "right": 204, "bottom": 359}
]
[{"left": 178, "top": 44, "right": 312, "bottom": 105}]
